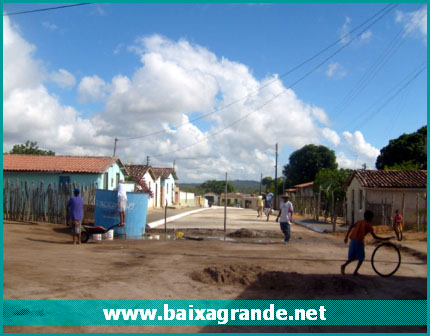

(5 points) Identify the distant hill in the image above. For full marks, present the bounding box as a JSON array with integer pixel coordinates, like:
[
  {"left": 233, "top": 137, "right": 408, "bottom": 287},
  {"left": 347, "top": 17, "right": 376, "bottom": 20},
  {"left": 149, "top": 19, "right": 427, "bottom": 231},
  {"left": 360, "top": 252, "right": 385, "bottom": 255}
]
[{"left": 179, "top": 180, "right": 260, "bottom": 194}]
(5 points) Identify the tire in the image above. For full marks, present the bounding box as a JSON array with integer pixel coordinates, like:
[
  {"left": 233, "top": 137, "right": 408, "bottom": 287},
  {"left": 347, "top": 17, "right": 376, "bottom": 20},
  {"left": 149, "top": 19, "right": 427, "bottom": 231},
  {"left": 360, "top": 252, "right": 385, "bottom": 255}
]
[
  {"left": 371, "top": 242, "right": 401, "bottom": 277},
  {"left": 81, "top": 231, "right": 90, "bottom": 243}
]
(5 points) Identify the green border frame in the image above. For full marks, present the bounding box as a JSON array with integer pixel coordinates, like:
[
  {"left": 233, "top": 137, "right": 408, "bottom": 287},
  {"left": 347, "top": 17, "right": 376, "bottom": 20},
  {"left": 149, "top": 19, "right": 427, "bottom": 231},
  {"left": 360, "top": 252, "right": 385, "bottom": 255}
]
[{"left": 1, "top": 0, "right": 428, "bottom": 334}]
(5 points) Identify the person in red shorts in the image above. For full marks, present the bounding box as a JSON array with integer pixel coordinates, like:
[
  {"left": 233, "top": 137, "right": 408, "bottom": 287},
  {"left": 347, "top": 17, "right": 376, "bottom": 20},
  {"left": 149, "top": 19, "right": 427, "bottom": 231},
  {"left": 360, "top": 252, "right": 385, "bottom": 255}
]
[{"left": 341, "top": 210, "right": 390, "bottom": 275}]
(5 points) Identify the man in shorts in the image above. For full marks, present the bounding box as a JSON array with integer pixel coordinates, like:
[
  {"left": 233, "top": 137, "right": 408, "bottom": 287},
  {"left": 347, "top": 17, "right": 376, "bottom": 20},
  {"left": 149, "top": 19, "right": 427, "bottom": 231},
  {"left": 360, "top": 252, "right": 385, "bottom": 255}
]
[
  {"left": 67, "top": 188, "right": 84, "bottom": 245},
  {"left": 263, "top": 189, "right": 273, "bottom": 222},
  {"left": 117, "top": 179, "right": 127, "bottom": 226},
  {"left": 341, "top": 210, "right": 389, "bottom": 275}
]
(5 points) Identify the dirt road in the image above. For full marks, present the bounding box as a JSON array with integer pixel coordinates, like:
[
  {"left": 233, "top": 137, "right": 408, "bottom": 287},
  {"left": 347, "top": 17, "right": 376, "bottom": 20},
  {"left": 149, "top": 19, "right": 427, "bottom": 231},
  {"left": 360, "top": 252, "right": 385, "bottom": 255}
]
[{"left": 4, "top": 208, "right": 426, "bottom": 333}]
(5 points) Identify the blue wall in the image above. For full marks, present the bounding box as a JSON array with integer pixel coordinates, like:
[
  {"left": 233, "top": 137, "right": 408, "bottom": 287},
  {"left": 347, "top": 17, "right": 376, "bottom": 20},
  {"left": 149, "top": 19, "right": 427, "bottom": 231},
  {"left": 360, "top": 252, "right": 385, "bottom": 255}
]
[{"left": 3, "top": 162, "right": 125, "bottom": 190}]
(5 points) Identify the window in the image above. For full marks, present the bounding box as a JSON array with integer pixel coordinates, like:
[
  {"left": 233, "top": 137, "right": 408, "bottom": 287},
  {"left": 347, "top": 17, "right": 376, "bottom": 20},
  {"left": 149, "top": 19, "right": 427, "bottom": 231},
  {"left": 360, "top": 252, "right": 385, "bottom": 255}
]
[
  {"left": 103, "top": 173, "right": 108, "bottom": 189},
  {"left": 116, "top": 173, "right": 120, "bottom": 187}
]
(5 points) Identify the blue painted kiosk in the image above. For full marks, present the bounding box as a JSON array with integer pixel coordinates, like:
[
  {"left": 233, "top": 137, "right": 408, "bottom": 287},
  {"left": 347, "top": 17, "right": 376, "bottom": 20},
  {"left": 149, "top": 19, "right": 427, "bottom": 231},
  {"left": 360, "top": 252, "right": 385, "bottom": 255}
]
[{"left": 94, "top": 189, "right": 148, "bottom": 238}]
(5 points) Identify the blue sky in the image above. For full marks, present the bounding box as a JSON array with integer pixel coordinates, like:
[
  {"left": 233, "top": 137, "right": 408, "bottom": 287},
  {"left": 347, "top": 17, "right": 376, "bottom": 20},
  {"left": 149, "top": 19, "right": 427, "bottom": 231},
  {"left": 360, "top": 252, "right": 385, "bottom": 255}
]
[{"left": 3, "top": 3, "right": 427, "bottom": 182}]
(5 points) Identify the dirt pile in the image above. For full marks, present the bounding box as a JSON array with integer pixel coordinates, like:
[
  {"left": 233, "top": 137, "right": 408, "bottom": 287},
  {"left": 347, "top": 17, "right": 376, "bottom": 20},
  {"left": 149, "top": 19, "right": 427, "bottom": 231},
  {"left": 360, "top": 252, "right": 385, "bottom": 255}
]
[
  {"left": 228, "top": 228, "right": 259, "bottom": 238},
  {"left": 191, "top": 266, "right": 383, "bottom": 298},
  {"left": 191, "top": 265, "right": 264, "bottom": 286}
]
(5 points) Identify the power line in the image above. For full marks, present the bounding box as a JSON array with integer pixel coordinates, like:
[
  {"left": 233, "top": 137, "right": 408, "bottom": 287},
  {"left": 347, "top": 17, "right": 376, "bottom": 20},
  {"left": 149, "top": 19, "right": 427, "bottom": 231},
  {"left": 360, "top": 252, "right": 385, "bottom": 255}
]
[
  {"left": 149, "top": 5, "right": 397, "bottom": 159},
  {"left": 333, "top": 27, "right": 406, "bottom": 124},
  {"left": 116, "top": 3, "right": 398, "bottom": 142},
  {"left": 353, "top": 64, "right": 426, "bottom": 130},
  {"left": 3, "top": 3, "right": 92, "bottom": 16}
]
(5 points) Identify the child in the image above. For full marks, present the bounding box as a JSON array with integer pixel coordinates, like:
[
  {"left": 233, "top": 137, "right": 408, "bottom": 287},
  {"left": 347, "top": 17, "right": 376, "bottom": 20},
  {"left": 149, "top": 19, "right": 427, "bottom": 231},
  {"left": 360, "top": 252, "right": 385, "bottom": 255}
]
[
  {"left": 393, "top": 209, "right": 403, "bottom": 230},
  {"left": 341, "top": 210, "right": 390, "bottom": 275}
]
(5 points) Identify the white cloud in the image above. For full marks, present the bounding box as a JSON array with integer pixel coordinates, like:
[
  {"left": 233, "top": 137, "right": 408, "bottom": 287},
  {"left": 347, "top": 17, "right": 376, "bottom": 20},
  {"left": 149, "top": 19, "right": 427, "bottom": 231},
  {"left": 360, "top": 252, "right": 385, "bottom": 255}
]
[
  {"left": 78, "top": 75, "right": 108, "bottom": 103},
  {"left": 340, "top": 17, "right": 351, "bottom": 45},
  {"left": 50, "top": 69, "right": 76, "bottom": 89},
  {"left": 336, "top": 152, "right": 356, "bottom": 169},
  {"left": 360, "top": 30, "right": 372, "bottom": 41},
  {"left": 4, "top": 17, "right": 343, "bottom": 182},
  {"left": 3, "top": 16, "right": 109, "bottom": 157},
  {"left": 322, "top": 128, "right": 340, "bottom": 147},
  {"left": 326, "top": 62, "right": 347, "bottom": 79},
  {"left": 42, "top": 21, "right": 57, "bottom": 31},
  {"left": 342, "top": 131, "right": 380, "bottom": 168},
  {"left": 395, "top": 5, "right": 427, "bottom": 41}
]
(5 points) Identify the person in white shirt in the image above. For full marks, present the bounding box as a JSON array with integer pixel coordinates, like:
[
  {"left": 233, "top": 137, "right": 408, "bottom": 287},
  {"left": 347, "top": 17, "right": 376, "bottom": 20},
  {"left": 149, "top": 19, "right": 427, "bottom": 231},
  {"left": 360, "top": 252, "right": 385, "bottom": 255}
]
[
  {"left": 117, "top": 180, "right": 127, "bottom": 227},
  {"left": 276, "top": 194, "right": 294, "bottom": 244}
]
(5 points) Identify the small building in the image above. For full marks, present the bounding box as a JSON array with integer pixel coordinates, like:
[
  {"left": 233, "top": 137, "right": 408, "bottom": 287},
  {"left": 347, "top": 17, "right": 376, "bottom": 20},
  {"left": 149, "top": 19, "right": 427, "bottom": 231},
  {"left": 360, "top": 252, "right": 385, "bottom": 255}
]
[
  {"left": 293, "top": 181, "right": 314, "bottom": 197},
  {"left": 344, "top": 170, "right": 427, "bottom": 227},
  {"left": 125, "top": 165, "right": 161, "bottom": 208},
  {"left": 204, "top": 192, "right": 219, "bottom": 206},
  {"left": 179, "top": 190, "right": 196, "bottom": 207},
  {"left": 152, "top": 168, "right": 177, "bottom": 207},
  {"left": 219, "top": 193, "right": 243, "bottom": 207},
  {"left": 3, "top": 154, "right": 126, "bottom": 190}
]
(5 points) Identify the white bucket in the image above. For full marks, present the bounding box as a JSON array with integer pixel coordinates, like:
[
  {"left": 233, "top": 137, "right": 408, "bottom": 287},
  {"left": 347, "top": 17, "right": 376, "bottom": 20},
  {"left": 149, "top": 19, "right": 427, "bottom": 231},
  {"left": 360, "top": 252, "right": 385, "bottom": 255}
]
[
  {"left": 93, "top": 234, "right": 102, "bottom": 241},
  {"left": 104, "top": 230, "right": 114, "bottom": 240}
]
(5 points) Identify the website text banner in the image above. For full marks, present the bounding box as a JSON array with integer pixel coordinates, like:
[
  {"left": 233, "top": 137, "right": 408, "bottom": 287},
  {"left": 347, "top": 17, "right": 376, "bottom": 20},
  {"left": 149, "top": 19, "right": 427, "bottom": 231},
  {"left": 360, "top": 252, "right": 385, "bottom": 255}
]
[{"left": 4, "top": 300, "right": 426, "bottom": 326}]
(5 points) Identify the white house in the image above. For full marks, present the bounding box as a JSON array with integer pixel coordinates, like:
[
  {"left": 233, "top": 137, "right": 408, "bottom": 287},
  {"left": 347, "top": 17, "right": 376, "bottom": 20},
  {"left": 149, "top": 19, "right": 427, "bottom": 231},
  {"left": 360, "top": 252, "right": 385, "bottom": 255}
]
[
  {"left": 344, "top": 170, "right": 427, "bottom": 227},
  {"left": 152, "top": 168, "right": 177, "bottom": 207},
  {"left": 125, "top": 165, "right": 161, "bottom": 208}
]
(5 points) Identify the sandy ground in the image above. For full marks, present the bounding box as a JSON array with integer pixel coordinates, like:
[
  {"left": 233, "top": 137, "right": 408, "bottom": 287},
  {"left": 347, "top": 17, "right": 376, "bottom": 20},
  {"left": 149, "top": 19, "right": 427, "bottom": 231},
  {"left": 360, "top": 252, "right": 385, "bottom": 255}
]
[{"left": 4, "top": 208, "right": 427, "bottom": 333}]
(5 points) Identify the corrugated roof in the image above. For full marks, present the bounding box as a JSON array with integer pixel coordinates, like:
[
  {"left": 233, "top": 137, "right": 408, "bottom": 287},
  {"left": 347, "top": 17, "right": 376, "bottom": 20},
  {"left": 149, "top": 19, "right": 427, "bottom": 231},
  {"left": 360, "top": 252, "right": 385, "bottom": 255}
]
[
  {"left": 345, "top": 170, "right": 427, "bottom": 189},
  {"left": 294, "top": 181, "right": 314, "bottom": 188},
  {"left": 3, "top": 154, "right": 122, "bottom": 174}
]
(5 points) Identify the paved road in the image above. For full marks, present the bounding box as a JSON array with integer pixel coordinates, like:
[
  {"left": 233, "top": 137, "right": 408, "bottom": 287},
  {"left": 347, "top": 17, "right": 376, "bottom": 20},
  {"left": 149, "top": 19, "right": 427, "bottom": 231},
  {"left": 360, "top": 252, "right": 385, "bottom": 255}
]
[{"left": 146, "top": 206, "right": 201, "bottom": 223}]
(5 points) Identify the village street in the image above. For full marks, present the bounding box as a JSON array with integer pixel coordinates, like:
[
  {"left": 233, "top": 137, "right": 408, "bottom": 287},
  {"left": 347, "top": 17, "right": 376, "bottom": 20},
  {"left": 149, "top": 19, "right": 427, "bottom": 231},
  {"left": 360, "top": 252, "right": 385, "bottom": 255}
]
[{"left": 4, "top": 208, "right": 426, "bottom": 333}]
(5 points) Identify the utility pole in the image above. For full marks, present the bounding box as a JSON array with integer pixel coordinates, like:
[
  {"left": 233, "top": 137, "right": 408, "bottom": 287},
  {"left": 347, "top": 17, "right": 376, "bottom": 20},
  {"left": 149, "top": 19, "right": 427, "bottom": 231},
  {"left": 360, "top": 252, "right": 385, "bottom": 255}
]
[
  {"left": 146, "top": 156, "right": 150, "bottom": 166},
  {"left": 173, "top": 160, "right": 176, "bottom": 170},
  {"left": 224, "top": 172, "right": 227, "bottom": 233},
  {"left": 274, "top": 143, "right": 278, "bottom": 210},
  {"left": 259, "top": 173, "right": 262, "bottom": 195},
  {"left": 113, "top": 138, "right": 118, "bottom": 157}
]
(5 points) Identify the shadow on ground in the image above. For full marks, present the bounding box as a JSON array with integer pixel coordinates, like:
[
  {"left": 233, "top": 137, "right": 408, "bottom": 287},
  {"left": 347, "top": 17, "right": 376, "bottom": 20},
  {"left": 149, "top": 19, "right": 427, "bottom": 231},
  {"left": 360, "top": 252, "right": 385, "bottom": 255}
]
[{"left": 193, "top": 267, "right": 426, "bottom": 333}]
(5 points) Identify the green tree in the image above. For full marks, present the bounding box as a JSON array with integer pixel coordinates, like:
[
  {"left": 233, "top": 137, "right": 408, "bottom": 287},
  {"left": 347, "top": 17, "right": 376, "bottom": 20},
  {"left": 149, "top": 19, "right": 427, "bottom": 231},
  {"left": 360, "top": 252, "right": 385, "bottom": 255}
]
[
  {"left": 262, "top": 177, "right": 274, "bottom": 191},
  {"left": 283, "top": 144, "right": 337, "bottom": 187},
  {"left": 314, "top": 168, "right": 350, "bottom": 225},
  {"left": 199, "top": 180, "right": 235, "bottom": 194},
  {"left": 9, "top": 140, "right": 55, "bottom": 156},
  {"left": 376, "top": 125, "right": 426, "bottom": 170}
]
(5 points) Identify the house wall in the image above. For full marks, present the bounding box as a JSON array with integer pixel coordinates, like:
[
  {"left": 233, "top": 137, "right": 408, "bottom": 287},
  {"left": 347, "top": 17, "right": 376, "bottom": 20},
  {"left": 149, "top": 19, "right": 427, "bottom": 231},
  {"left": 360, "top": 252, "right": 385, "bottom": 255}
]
[
  {"left": 346, "top": 176, "right": 426, "bottom": 226},
  {"left": 3, "top": 172, "right": 101, "bottom": 189},
  {"left": 4, "top": 161, "right": 125, "bottom": 192},
  {"left": 179, "top": 191, "right": 196, "bottom": 207},
  {"left": 241, "top": 197, "right": 258, "bottom": 210},
  {"left": 161, "top": 174, "right": 176, "bottom": 206},
  {"left": 102, "top": 162, "right": 126, "bottom": 191}
]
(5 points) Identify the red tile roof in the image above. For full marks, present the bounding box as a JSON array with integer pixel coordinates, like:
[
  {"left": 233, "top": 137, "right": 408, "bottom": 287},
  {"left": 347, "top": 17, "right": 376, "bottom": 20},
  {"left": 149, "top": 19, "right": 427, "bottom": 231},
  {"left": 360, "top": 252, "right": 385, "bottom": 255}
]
[
  {"left": 3, "top": 154, "right": 123, "bottom": 174},
  {"left": 294, "top": 181, "right": 314, "bottom": 188},
  {"left": 345, "top": 170, "right": 427, "bottom": 189},
  {"left": 125, "top": 165, "right": 156, "bottom": 180},
  {"left": 152, "top": 167, "right": 177, "bottom": 180}
]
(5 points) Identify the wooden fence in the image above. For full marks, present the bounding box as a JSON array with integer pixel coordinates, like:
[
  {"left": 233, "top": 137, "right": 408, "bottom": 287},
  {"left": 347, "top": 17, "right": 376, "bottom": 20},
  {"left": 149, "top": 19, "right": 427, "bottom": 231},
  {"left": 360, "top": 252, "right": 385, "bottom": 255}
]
[{"left": 3, "top": 180, "right": 97, "bottom": 224}]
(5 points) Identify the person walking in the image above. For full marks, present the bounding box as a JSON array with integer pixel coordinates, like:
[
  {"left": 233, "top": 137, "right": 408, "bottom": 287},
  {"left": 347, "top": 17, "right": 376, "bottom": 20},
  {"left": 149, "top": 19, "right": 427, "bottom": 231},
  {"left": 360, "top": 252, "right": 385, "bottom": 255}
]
[
  {"left": 276, "top": 194, "right": 294, "bottom": 244},
  {"left": 263, "top": 189, "right": 274, "bottom": 222},
  {"left": 257, "top": 194, "right": 264, "bottom": 218},
  {"left": 117, "top": 180, "right": 127, "bottom": 227},
  {"left": 67, "top": 188, "right": 84, "bottom": 245}
]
